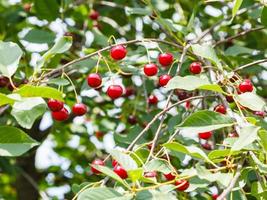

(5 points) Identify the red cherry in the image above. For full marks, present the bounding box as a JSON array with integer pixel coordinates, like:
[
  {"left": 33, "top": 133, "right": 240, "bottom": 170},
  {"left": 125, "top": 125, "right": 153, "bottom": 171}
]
[
  {"left": 185, "top": 101, "right": 191, "bottom": 109},
  {"left": 212, "top": 194, "right": 219, "bottom": 199},
  {"left": 89, "top": 10, "right": 99, "bottom": 20},
  {"left": 52, "top": 107, "right": 69, "bottom": 121},
  {"left": 189, "top": 62, "right": 202, "bottom": 74},
  {"left": 144, "top": 171, "right": 157, "bottom": 178},
  {"left": 159, "top": 74, "right": 172, "bottom": 86},
  {"left": 201, "top": 143, "right": 212, "bottom": 150},
  {"left": 72, "top": 103, "right": 87, "bottom": 116},
  {"left": 198, "top": 131, "right": 212, "bottom": 140},
  {"left": 128, "top": 115, "right": 137, "bottom": 125},
  {"left": 148, "top": 95, "right": 158, "bottom": 105},
  {"left": 158, "top": 53, "right": 173, "bottom": 66},
  {"left": 226, "top": 95, "right": 234, "bottom": 103},
  {"left": 113, "top": 165, "right": 128, "bottom": 179},
  {"left": 175, "top": 179, "right": 190, "bottom": 191},
  {"left": 0, "top": 76, "right": 9, "bottom": 87},
  {"left": 87, "top": 73, "right": 102, "bottom": 88},
  {"left": 107, "top": 85, "right": 123, "bottom": 99},
  {"left": 95, "top": 131, "right": 104, "bottom": 139},
  {"left": 125, "top": 87, "right": 135, "bottom": 97},
  {"left": 147, "top": 143, "right": 152, "bottom": 150},
  {"left": 144, "top": 63, "right": 158, "bottom": 76},
  {"left": 214, "top": 104, "right": 227, "bottom": 114},
  {"left": 254, "top": 111, "right": 265, "bottom": 118},
  {"left": 164, "top": 172, "right": 176, "bottom": 181},
  {"left": 238, "top": 79, "right": 253, "bottom": 93},
  {"left": 48, "top": 99, "right": 64, "bottom": 112},
  {"left": 112, "top": 160, "right": 118, "bottom": 167},
  {"left": 176, "top": 90, "right": 192, "bottom": 100},
  {"left": 110, "top": 45, "right": 127, "bottom": 60},
  {"left": 91, "top": 159, "right": 105, "bottom": 174},
  {"left": 228, "top": 131, "right": 239, "bottom": 138}
]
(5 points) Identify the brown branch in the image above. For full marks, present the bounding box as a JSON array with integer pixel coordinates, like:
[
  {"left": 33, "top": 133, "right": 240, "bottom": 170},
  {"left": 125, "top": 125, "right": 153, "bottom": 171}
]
[
  {"left": 234, "top": 58, "right": 267, "bottom": 72},
  {"left": 214, "top": 27, "right": 264, "bottom": 47}
]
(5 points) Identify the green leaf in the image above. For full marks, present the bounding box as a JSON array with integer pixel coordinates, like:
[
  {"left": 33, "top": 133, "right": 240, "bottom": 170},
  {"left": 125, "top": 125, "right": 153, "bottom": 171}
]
[
  {"left": 225, "top": 45, "right": 254, "bottom": 56},
  {"left": 48, "top": 77, "right": 70, "bottom": 86},
  {"left": 235, "top": 93, "right": 266, "bottom": 111},
  {"left": 166, "top": 75, "right": 209, "bottom": 90},
  {"left": 136, "top": 190, "right": 177, "bottom": 200},
  {"left": 231, "top": 126, "right": 260, "bottom": 151},
  {"left": 15, "top": 85, "right": 64, "bottom": 101},
  {"left": 77, "top": 187, "right": 123, "bottom": 200},
  {"left": 91, "top": 165, "right": 129, "bottom": 188},
  {"left": 0, "top": 126, "right": 39, "bottom": 156},
  {"left": 22, "top": 29, "right": 56, "bottom": 44},
  {"left": 208, "top": 149, "right": 240, "bottom": 161},
  {"left": 125, "top": 7, "right": 151, "bottom": 15},
  {"left": 250, "top": 151, "right": 267, "bottom": 173},
  {"left": 144, "top": 159, "right": 172, "bottom": 174},
  {"left": 164, "top": 142, "right": 214, "bottom": 164},
  {"left": 258, "top": 130, "right": 267, "bottom": 153},
  {"left": 261, "top": 7, "right": 267, "bottom": 26},
  {"left": 37, "top": 36, "right": 72, "bottom": 71},
  {"left": 191, "top": 44, "right": 222, "bottom": 70},
  {"left": 232, "top": 0, "right": 243, "bottom": 20},
  {"left": 128, "top": 168, "right": 143, "bottom": 182},
  {"left": 0, "top": 41, "right": 23, "bottom": 77},
  {"left": 0, "top": 93, "right": 16, "bottom": 106},
  {"left": 110, "top": 149, "right": 138, "bottom": 170},
  {"left": 11, "top": 97, "right": 47, "bottom": 129},
  {"left": 34, "top": 0, "right": 59, "bottom": 21},
  {"left": 177, "top": 110, "right": 234, "bottom": 133}
]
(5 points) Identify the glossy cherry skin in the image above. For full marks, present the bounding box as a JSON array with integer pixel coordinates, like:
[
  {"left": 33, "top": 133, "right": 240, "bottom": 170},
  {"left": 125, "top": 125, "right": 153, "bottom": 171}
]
[
  {"left": 214, "top": 104, "right": 227, "bottom": 114},
  {"left": 189, "top": 62, "right": 202, "bottom": 74},
  {"left": 198, "top": 131, "right": 212, "bottom": 140},
  {"left": 158, "top": 53, "right": 173, "bottom": 66},
  {"left": 164, "top": 172, "right": 176, "bottom": 180},
  {"left": 91, "top": 159, "right": 105, "bottom": 174},
  {"left": 238, "top": 79, "right": 253, "bottom": 93},
  {"left": 148, "top": 95, "right": 158, "bottom": 105},
  {"left": 48, "top": 99, "right": 64, "bottom": 112},
  {"left": 159, "top": 74, "right": 172, "bottom": 86},
  {"left": 144, "top": 63, "right": 158, "bottom": 76},
  {"left": 128, "top": 115, "right": 137, "bottom": 125},
  {"left": 144, "top": 171, "right": 157, "bottom": 178},
  {"left": 87, "top": 73, "right": 102, "bottom": 88},
  {"left": 212, "top": 194, "right": 219, "bottom": 199},
  {"left": 89, "top": 10, "right": 99, "bottom": 20},
  {"left": 254, "top": 111, "right": 266, "bottom": 118},
  {"left": 107, "top": 85, "right": 123, "bottom": 99},
  {"left": 201, "top": 143, "right": 212, "bottom": 150},
  {"left": 112, "top": 160, "right": 118, "bottom": 167},
  {"left": 52, "top": 107, "right": 69, "bottom": 121},
  {"left": 0, "top": 76, "right": 9, "bottom": 87},
  {"left": 113, "top": 165, "right": 128, "bottom": 179},
  {"left": 175, "top": 179, "right": 190, "bottom": 191},
  {"left": 72, "top": 103, "right": 87, "bottom": 116},
  {"left": 226, "top": 95, "right": 234, "bottom": 103},
  {"left": 110, "top": 45, "right": 127, "bottom": 60}
]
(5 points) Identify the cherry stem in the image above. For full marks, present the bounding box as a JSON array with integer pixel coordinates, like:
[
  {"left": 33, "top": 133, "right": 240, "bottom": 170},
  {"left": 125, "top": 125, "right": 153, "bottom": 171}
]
[
  {"left": 108, "top": 35, "right": 117, "bottom": 45},
  {"left": 8, "top": 77, "right": 17, "bottom": 90},
  {"left": 63, "top": 72, "right": 79, "bottom": 103}
]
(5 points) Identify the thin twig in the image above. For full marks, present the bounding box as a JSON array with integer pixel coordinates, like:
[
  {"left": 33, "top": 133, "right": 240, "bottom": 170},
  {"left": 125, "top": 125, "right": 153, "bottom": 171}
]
[{"left": 234, "top": 58, "right": 267, "bottom": 72}]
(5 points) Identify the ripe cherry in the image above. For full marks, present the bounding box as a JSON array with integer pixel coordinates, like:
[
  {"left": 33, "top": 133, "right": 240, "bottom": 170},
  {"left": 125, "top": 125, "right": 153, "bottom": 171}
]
[
  {"left": 125, "top": 87, "right": 135, "bottom": 97},
  {"left": 214, "top": 104, "right": 227, "bottom": 114},
  {"left": 48, "top": 99, "right": 64, "bottom": 112},
  {"left": 148, "top": 95, "right": 158, "bottom": 105},
  {"left": 176, "top": 90, "right": 192, "bottom": 101},
  {"left": 159, "top": 74, "right": 172, "bottom": 87},
  {"left": 52, "top": 107, "right": 69, "bottom": 121},
  {"left": 201, "top": 143, "right": 212, "bottom": 150},
  {"left": 212, "top": 194, "right": 219, "bottom": 199},
  {"left": 72, "top": 103, "right": 87, "bottom": 116},
  {"left": 110, "top": 45, "right": 127, "bottom": 60},
  {"left": 238, "top": 79, "right": 253, "bottom": 93},
  {"left": 0, "top": 76, "right": 9, "bottom": 87},
  {"left": 87, "top": 73, "right": 102, "bottom": 88},
  {"left": 144, "top": 171, "right": 157, "bottom": 178},
  {"left": 89, "top": 10, "right": 99, "bottom": 20},
  {"left": 95, "top": 131, "right": 104, "bottom": 139},
  {"left": 113, "top": 165, "right": 128, "bottom": 179},
  {"left": 112, "top": 160, "right": 118, "bottom": 167},
  {"left": 228, "top": 131, "right": 239, "bottom": 138},
  {"left": 164, "top": 172, "right": 176, "bottom": 181},
  {"left": 254, "top": 111, "right": 265, "bottom": 118},
  {"left": 144, "top": 63, "right": 158, "bottom": 76},
  {"left": 107, "top": 85, "right": 123, "bottom": 99},
  {"left": 128, "top": 115, "right": 137, "bottom": 125},
  {"left": 198, "top": 131, "right": 212, "bottom": 140},
  {"left": 189, "top": 62, "right": 202, "bottom": 74},
  {"left": 158, "top": 53, "right": 173, "bottom": 66},
  {"left": 226, "top": 95, "right": 234, "bottom": 103},
  {"left": 175, "top": 179, "right": 190, "bottom": 191},
  {"left": 91, "top": 159, "right": 105, "bottom": 174}
]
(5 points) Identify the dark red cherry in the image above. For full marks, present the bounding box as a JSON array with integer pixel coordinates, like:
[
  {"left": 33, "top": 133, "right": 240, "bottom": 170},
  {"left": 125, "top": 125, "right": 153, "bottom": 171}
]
[
  {"left": 113, "top": 165, "right": 128, "bottom": 179},
  {"left": 148, "top": 95, "right": 158, "bottom": 105},
  {"left": 254, "top": 111, "right": 265, "bottom": 118},
  {"left": 72, "top": 103, "right": 87, "bottom": 116},
  {"left": 52, "top": 107, "right": 69, "bottom": 121},
  {"left": 47, "top": 99, "right": 64, "bottom": 112},
  {"left": 226, "top": 95, "right": 234, "bottom": 103},
  {"left": 198, "top": 131, "right": 212, "bottom": 140},
  {"left": 189, "top": 62, "right": 202, "bottom": 74},
  {"left": 201, "top": 143, "right": 212, "bottom": 150},
  {"left": 110, "top": 45, "right": 127, "bottom": 60},
  {"left": 124, "top": 87, "right": 135, "bottom": 97},
  {"left": 159, "top": 74, "right": 172, "bottom": 86},
  {"left": 89, "top": 10, "right": 99, "bottom": 20},
  {"left": 144, "top": 63, "right": 158, "bottom": 76},
  {"left": 214, "top": 104, "right": 227, "bottom": 114},
  {"left": 107, "top": 85, "right": 123, "bottom": 99},
  {"left": 144, "top": 171, "right": 157, "bottom": 178},
  {"left": 91, "top": 159, "right": 105, "bottom": 174},
  {"left": 0, "top": 76, "right": 9, "bottom": 87},
  {"left": 127, "top": 115, "right": 137, "bottom": 125},
  {"left": 164, "top": 172, "right": 176, "bottom": 181},
  {"left": 158, "top": 53, "right": 173, "bottom": 66},
  {"left": 175, "top": 179, "right": 190, "bottom": 191},
  {"left": 87, "top": 73, "right": 102, "bottom": 88},
  {"left": 238, "top": 79, "right": 253, "bottom": 93}
]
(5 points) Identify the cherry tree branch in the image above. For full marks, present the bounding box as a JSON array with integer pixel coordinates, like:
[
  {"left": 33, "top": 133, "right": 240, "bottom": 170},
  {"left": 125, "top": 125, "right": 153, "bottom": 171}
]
[{"left": 234, "top": 58, "right": 267, "bottom": 72}]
